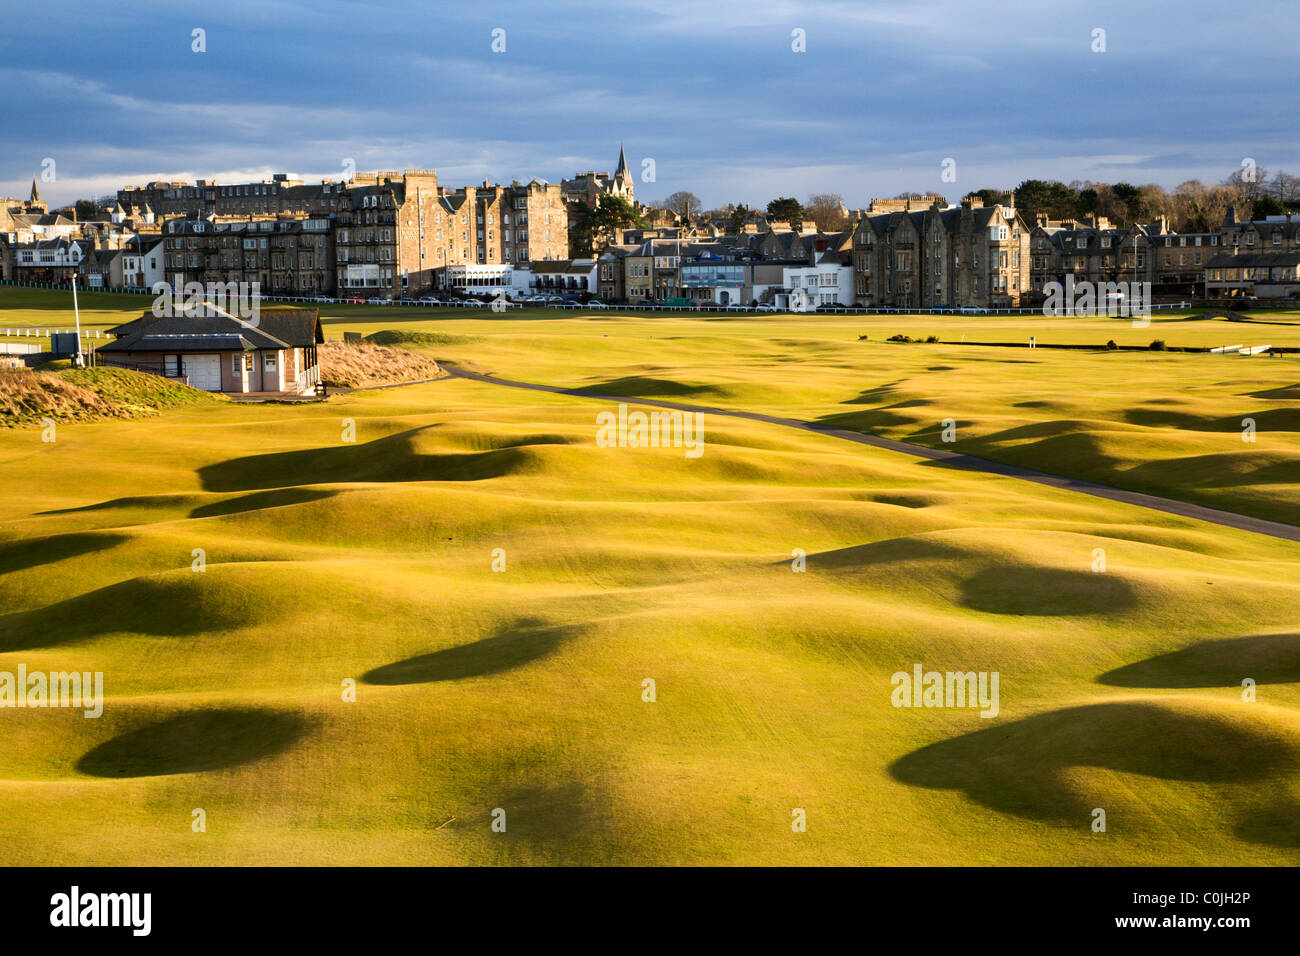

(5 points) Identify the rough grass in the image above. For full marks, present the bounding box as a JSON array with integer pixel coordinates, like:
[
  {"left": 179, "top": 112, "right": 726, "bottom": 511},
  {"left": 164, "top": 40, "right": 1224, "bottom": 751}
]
[
  {"left": 0, "top": 367, "right": 222, "bottom": 426},
  {"left": 319, "top": 340, "right": 441, "bottom": 389}
]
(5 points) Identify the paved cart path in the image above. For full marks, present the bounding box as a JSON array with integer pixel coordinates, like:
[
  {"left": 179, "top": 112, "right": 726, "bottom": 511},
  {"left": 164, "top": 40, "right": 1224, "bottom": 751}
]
[{"left": 439, "top": 363, "right": 1300, "bottom": 544}]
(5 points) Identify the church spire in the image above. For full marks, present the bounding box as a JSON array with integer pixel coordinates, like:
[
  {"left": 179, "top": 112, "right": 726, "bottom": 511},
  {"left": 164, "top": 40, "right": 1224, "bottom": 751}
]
[
  {"left": 30, "top": 178, "right": 40, "bottom": 203},
  {"left": 615, "top": 143, "right": 629, "bottom": 179}
]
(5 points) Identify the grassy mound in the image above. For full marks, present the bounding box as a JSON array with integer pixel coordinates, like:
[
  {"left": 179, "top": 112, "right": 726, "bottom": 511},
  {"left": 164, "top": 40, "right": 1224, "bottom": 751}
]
[
  {"left": 319, "top": 340, "right": 442, "bottom": 388},
  {"left": 364, "top": 329, "right": 481, "bottom": 347},
  {"left": 0, "top": 366, "right": 222, "bottom": 427}
]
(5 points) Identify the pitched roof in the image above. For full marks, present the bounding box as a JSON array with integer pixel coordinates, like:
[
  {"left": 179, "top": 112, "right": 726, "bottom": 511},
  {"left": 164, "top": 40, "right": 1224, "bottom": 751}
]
[
  {"left": 101, "top": 307, "right": 323, "bottom": 353},
  {"left": 1205, "top": 251, "right": 1300, "bottom": 268}
]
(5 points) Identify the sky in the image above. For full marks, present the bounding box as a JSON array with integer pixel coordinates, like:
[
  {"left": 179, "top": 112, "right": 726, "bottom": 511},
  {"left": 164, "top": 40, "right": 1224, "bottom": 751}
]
[{"left": 3, "top": 0, "right": 1298, "bottom": 211}]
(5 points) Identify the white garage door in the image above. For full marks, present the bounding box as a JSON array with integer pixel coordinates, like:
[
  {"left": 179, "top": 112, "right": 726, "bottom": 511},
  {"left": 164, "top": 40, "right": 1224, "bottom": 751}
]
[{"left": 183, "top": 354, "right": 222, "bottom": 391}]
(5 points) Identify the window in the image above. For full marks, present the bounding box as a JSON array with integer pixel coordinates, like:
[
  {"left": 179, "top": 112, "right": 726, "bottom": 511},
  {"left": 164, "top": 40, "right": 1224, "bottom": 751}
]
[{"left": 263, "top": 352, "right": 277, "bottom": 371}]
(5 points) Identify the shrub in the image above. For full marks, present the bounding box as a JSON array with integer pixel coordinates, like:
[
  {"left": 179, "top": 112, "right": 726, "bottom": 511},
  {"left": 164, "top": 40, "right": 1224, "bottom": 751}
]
[
  {"left": 858, "top": 334, "right": 869, "bottom": 341},
  {"left": 1106, "top": 340, "right": 1118, "bottom": 350},
  {"left": 886, "top": 334, "right": 913, "bottom": 343},
  {"left": 1149, "top": 339, "right": 1167, "bottom": 351},
  {"left": 925, "top": 335, "right": 940, "bottom": 344}
]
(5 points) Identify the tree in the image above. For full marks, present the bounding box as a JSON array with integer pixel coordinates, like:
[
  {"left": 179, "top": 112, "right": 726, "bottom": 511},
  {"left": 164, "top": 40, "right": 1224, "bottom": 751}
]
[
  {"left": 663, "top": 190, "right": 702, "bottom": 222},
  {"left": 728, "top": 203, "right": 751, "bottom": 234},
  {"left": 766, "top": 196, "right": 804, "bottom": 229},
  {"left": 1224, "top": 164, "right": 1269, "bottom": 200},
  {"left": 1013, "top": 179, "right": 1081, "bottom": 224},
  {"left": 74, "top": 199, "right": 96, "bottom": 220},
  {"left": 570, "top": 195, "right": 645, "bottom": 256},
  {"left": 805, "top": 193, "right": 849, "bottom": 231},
  {"left": 964, "top": 188, "right": 1004, "bottom": 207},
  {"left": 1251, "top": 194, "right": 1286, "bottom": 218},
  {"left": 1111, "top": 182, "right": 1144, "bottom": 223},
  {"left": 1172, "top": 180, "right": 1234, "bottom": 232}
]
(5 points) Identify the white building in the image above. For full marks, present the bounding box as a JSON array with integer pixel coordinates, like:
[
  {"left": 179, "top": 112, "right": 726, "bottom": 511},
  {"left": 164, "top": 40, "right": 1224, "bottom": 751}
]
[
  {"left": 121, "top": 236, "right": 165, "bottom": 289},
  {"left": 778, "top": 255, "right": 854, "bottom": 311},
  {"left": 525, "top": 259, "right": 597, "bottom": 297},
  {"left": 441, "top": 263, "right": 515, "bottom": 297}
]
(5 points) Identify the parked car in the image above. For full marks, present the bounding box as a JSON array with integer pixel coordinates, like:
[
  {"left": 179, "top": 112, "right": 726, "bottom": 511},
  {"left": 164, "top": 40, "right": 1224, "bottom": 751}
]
[{"left": 586, "top": 300, "right": 609, "bottom": 309}]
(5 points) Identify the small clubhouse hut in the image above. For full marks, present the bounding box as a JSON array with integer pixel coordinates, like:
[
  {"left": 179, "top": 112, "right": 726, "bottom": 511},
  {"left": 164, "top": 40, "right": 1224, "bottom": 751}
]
[{"left": 98, "top": 307, "right": 324, "bottom": 396}]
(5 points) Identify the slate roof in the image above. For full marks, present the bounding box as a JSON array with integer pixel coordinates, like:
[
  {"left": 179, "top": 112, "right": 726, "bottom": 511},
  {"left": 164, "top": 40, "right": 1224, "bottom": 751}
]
[
  {"left": 101, "top": 307, "right": 323, "bottom": 353},
  {"left": 1205, "top": 251, "right": 1300, "bottom": 268}
]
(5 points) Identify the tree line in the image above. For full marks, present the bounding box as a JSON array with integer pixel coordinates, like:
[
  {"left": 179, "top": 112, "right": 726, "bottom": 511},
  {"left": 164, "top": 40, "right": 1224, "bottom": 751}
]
[{"left": 966, "top": 167, "right": 1300, "bottom": 233}]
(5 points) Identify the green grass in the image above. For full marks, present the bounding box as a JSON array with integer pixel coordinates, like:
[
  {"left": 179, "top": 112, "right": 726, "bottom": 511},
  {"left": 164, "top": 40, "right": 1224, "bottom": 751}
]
[{"left": 1, "top": 286, "right": 1299, "bottom": 865}]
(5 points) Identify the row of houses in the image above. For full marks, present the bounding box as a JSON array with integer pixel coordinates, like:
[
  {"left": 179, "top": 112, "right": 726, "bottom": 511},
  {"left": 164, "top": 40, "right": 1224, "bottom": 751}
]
[
  {"left": 588, "top": 195, "right": 1028, "bottom": 310},
  {"left": 3, "top": 164, "right": 577, "bottom": 298},
  {"left": 8, "top": 153, "right": 1300, "bottom": 305},
  {"left": 1027, "top": 205, "right": 1300, "bottom": 299},
  {"left": 597, "top": 195, "right": 1300, "bottom": 308}
]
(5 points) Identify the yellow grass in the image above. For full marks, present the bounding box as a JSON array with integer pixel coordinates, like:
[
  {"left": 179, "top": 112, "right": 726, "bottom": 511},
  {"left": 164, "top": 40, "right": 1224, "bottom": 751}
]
[{"left": 1, "top": 287, "right": 1298, "bottom": 865}]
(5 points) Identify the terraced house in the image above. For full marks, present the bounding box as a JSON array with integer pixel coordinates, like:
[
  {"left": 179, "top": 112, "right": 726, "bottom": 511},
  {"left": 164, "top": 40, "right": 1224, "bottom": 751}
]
[
  {"left": 161, "top": 217, "right": 334, "bottom": 294},
  {"left": 852, "top": 195, "right": 1030, "bottom": 309},
  {"left": 120, "top": 169, "right": 569, "bottom": 299}
]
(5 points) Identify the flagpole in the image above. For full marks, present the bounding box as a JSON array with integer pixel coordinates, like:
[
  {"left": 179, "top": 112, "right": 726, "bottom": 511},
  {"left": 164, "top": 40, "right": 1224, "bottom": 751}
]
[{"left": 71, "top": 271, "right": 84, "bottom": 367}]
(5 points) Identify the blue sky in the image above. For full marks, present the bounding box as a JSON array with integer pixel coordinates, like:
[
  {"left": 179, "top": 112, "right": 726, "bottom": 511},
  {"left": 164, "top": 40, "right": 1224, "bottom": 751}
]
[{"left": 3, "top": 0, "right": 1298, "bottom": 210}]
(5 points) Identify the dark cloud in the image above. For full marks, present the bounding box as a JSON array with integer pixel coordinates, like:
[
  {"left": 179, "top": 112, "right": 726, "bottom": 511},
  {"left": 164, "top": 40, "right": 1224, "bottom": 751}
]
[{"left": 4, "top": 0, "right": 1298, "bottom": 207}]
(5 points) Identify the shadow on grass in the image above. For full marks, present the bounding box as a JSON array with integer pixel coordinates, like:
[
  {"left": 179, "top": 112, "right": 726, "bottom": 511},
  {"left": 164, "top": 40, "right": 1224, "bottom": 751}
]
[
  {"left": 189, "top": 487, "right": 337, "bottom": 518},
  {"left": 198, "top": 426, "right": 537, "bottom": 492},
  {"left": 0, "top": 573, "right": 263, "bottom": 652},
  {"left": 958, "top": 565, "right": 1138, "bottom": 616},
  {"left": 0, "top": 532, "right": 128, "bottom": 574},
  {"left": 363, "top": 619, "right": 571, "bottom": 685},
  {"left": 574, "top": 376, "right": 722, "bottom": 399},
  {"left": 77, "top": 708, "right": 311, "bottom": 777},
  {"left": 1100, "top": 633, "right": 1300, "bottom": 688},
  {"left": 792, "top": 536, "right": 963, "bottom": 570},
  {"left": 889, "top": 701, "right": 1298, "bottom": 825},
  {"left": 37, "top": 494, "right": 200, "bottom": 516}
]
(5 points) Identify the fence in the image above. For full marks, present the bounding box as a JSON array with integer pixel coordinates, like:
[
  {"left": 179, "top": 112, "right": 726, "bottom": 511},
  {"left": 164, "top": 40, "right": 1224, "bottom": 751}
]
[{"left": 8, "top": 276, "right": 1300, "bottom": 317}]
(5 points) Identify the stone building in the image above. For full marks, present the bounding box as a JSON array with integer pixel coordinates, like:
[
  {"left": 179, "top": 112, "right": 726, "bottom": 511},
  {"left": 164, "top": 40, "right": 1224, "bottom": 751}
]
[{"left": 851, "top": 196, "right": 1030, "bottom": 309}]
